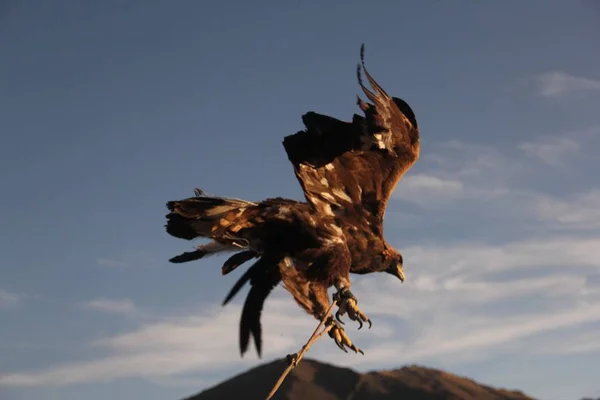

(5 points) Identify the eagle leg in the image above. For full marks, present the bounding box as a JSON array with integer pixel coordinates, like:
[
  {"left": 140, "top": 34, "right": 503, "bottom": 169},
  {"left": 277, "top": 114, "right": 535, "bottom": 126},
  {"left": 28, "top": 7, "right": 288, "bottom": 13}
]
[
  {"left": 326, "top": 317, "right": 364, "bottom": 354},
  {"left": 333, "top": 288, "right": 372, "bottom": 330}
]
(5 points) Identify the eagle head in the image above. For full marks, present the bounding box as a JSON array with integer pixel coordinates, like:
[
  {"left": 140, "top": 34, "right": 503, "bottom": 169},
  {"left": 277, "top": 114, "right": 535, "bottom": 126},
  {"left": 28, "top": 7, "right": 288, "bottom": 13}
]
[{"left": 384, "top": 251, "right": 405, "bottom": 282}]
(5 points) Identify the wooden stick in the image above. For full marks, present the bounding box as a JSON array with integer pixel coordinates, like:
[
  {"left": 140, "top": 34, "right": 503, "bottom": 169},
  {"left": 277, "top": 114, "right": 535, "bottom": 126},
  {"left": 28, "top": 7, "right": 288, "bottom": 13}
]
[{"left": 265, "top": 299, "right": 337, "bottom": 400}]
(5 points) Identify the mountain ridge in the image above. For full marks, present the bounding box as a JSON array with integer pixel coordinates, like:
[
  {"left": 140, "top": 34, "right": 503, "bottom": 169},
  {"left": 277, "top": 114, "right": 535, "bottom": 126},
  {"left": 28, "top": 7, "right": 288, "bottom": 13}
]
[{"left": 184, "top": 358, "right": 536, "bottom": 400}]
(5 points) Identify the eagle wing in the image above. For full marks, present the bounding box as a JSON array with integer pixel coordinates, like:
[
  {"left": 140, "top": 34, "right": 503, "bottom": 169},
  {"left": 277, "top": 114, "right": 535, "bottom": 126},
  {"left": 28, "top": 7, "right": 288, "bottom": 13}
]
[{"left": 282, "top": 45, "right": 420, "bottom": 232}]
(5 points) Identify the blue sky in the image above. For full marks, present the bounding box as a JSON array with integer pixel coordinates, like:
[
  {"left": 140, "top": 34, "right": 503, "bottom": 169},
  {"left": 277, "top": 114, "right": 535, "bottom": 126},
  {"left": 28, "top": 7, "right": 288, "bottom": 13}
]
[{"left": 1, "top": 1, "right": 600, "bottom": 399}]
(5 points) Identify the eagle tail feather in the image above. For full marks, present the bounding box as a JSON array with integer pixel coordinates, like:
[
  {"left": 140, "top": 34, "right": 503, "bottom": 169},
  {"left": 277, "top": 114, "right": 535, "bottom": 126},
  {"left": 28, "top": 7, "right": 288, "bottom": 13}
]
[
  {"left": 165, "top": 194, "right": 256, "bottom": 241},
  {"left": 222, "top": 250, "right": 258, "bottom": 275},
  {"left": 168, "top": 249, "right": 208, "bottom": 264},
  {"left": 168, "top": 241, "right": 239, "bottom": 264},
  {"left": 235, "top": 256, "right": 282, "bottom": 358}
]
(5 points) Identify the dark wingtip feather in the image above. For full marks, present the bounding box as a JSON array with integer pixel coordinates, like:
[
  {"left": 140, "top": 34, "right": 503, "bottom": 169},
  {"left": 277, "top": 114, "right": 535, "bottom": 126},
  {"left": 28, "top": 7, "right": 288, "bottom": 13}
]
[
  {"left": 222, "top": 266, "right": 254, "bottom": 306},
  {"left": 222, "top": 251, "right": 258, "bottom": 275},
  {"left": 239, "top": 286, "right": 265, "bottom": 358},
  {"left": 168, "top": 249, "right": 207, "bottom": 264},
  {"left": 164, "top": 213, "right": 198, "bottom": 240},
  {"left": 360, "top": 43, "right": 365, "bottom": 64},
  {"left": 253, "top": 327, "right": 262, "bottom": 358},
  {"left": 356, "top": 62, "right": 366, "bottom": 105},
  {"left": 355, "top": 43, "right": 379, "bottom": 104},
  {"left": 357, "top": 43, "right": 366, "bottom": 87},
  {"left": 239, "top": 287, "right": 258, "bottom": 357},
  {"left": 240, "top": 314, "right": 251, "bottom": 357}
]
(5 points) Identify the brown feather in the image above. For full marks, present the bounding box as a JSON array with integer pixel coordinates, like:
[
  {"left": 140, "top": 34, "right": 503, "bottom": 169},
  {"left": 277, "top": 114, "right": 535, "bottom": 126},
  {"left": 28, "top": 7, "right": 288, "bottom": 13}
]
[
  {"left": 281, "top": 44, "right": 419, "bottom": 276},
  {"left": 221, "top": 250, "right": 258, "bottom": 275},
  {"left": 165, "top": 44, "right": 419, "bottom": 357}
]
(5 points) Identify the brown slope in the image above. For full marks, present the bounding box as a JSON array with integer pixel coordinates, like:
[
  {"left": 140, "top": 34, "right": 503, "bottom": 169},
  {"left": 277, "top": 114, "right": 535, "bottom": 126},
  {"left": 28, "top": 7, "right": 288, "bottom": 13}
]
[{"left": 184, "top": 358, "right": 535, "bottom": 400}]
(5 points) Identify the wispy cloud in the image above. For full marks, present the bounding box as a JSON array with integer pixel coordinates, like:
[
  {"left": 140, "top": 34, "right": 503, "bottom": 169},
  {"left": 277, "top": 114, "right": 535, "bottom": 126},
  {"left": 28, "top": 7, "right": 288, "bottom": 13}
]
[
  {"left": 394, "top": 174, "right": 465, "bottom": 203},
  {"left": 519, "top": 137, "right": 580, "bottom": 166},
  {"left": 362, "top": 303, "right": 600, "bottom": 365},
  {"left": 537, "top": 71, "right": 600, "bottom": 98},
  {"left": 83, "top": 298, "right": 137, "bottom": 315},
  {"left": 421, "top": 140, "right": 512, "bottom": 181},
  {"left": 395, "top": 128, "right": 600, "bottom": 238},
  {"left": 393, "top": 141, "right": 518, "bottom": 208},
  {"left": 533, "top": 189, "right": 600, "bottom": 230},
  {"left": 403, "top": 237, "right": 600, "bottom": 280},
  {"left": 402, "top": 174, "right": 464, "bottom": 193},
  {"left": 4, "top": 125, "right": 600, "bottom": 394},
  {"left": 0, "top": 299, "right": 317, "bottom": 387},
  {"left": 0, "top": 289, "right": 21, "bottom": 308},
  {"left": 2, "top": 232, "right": 600, "bottom": 388},
  {"left": 518, "top": 126, "right": 600, "bottom": 166},
  {"left": 526, "top": 329, "right": 600, "bottom": 356}
]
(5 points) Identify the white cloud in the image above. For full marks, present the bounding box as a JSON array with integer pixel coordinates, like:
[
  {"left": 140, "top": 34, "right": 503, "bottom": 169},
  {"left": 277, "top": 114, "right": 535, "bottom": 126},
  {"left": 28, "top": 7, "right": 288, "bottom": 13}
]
[
  {"left": 428, "top": 140, "right": 522, "bottom": 181},
  {"left": 537, "top": 71, "right": 600, "bottom": 98},
  {"left": 519, "top": 136, "right": 580, "bottom": 166},
  {"left": 351, "top": 237, "right": 600, "bottom": 329},
  {"left": 394, "top": 173, "right": 465, "bottom": 203},
  {"left": 526, "top": 330, "right": 600, "bottom": 356},
  {"left": 406, "top": 236, "right": 600, "bottom": 278},
  {"left": 0, "top": 289, "right": 21, "bottom": 308},
  {"left": 83, "top": 298, "right": 137, "bottom": 315},
  {"left": 363, "top": 303, "right": 600, "bottom": 365},
  {"left": 393, "top": 131, "right": 600, "bottom": 238},
  {"left": 2, "top": 233, "right": 600, "bottom": 388},
  {"left": 4, "top": 131, "right": 600, "bottom": 394},
  {"left": 518, "top": 126, "right": 600, "bottom": 166},
  {"left": 0, "top": 350, "right": 212, "bottom": 387},
  {"left": 533, "top": 189, "right": 600, "bottom": 230},
  {"left": 393, "top": 140, "right": 523, "bottom": 207},
  {"left": 0, "top": 298, "right": 317, "bottom": 387},
  {"left": 402, "top": 174, "right": 464, "bottom": 193}
]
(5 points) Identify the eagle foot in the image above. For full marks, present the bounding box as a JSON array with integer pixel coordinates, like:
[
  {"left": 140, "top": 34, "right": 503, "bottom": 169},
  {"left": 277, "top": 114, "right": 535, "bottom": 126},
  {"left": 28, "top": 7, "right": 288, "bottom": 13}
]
[
  {"left": 327, "top": 320, "right": 364, "bottom": 355},
  {"left": 333, "top": 288, "right": 372, "bottom": 330}
]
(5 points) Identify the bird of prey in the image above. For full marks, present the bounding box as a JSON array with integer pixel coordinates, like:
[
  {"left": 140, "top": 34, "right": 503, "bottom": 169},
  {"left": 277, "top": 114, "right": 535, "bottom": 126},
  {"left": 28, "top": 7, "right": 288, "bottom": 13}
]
[{"left": 164, "top": 44, "right": 420, "bottom": 358}]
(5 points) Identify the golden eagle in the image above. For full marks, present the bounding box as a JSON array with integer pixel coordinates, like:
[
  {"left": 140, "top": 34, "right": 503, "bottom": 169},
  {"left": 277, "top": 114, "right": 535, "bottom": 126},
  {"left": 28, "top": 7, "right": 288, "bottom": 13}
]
[{"left": 165, "top": 44, "right": 419, "bottom": 357}]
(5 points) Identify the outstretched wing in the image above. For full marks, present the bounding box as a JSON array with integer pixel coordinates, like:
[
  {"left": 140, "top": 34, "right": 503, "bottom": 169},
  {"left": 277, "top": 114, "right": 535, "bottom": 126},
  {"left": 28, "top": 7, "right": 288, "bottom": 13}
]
[{"left": 282, "top": 44, "right": 420, "bottom": 231}]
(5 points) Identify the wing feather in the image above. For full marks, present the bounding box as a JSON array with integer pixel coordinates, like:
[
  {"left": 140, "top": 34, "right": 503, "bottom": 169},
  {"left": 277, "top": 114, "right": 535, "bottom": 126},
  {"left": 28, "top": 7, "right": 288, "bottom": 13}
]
[
  {"left": 282, "top": 44, "right": 420, "bottom": 228},
  {"left": 222, "top": 255, "right": 282, "bottom": 357}
]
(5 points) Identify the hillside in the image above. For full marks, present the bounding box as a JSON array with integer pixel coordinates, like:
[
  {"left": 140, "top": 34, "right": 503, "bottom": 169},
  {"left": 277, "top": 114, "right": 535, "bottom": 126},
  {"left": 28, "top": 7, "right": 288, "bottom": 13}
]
[{"left": 184, "top": 358, "right": 535, "bottom": 400}]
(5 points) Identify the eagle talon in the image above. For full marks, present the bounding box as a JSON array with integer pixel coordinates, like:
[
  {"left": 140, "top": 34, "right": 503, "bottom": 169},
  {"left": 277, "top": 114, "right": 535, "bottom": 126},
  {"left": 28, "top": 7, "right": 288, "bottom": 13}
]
[
  {"left": 333, "top": 288, "right": 372, "bottom": 329},
  {"left": 327, "top": 321, "right": 364, "bottom": 355},
  {"left": 335, "top": 310, "right": 346, "bottom": 325},
  {"left": 336, "top": 341, "right": 348, "bottom": 353},
  {"left": 356, "top": 317, "right": 363, "bottom": 330}
]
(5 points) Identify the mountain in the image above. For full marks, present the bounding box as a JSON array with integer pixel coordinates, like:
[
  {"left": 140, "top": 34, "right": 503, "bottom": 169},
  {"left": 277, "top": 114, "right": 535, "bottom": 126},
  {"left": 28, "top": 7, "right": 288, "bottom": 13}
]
[{"left": 184, "top": 358, "right": 535, "bottom": 400}]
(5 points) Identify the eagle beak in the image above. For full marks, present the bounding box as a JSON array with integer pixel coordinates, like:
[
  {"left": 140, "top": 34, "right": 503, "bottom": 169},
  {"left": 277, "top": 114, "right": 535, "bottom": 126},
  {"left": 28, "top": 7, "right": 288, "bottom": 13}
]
[{"left": 390, "top": 263, "right": 405, "bottom": 282}]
